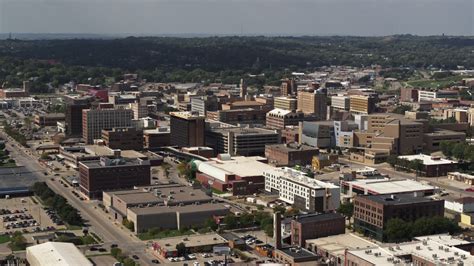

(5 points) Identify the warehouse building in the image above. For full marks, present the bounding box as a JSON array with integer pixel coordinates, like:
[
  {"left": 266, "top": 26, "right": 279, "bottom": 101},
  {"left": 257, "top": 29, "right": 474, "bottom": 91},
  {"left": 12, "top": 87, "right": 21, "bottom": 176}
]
[
  {"left": 196, "top": 154, "right": 274, "bottom": 195},
  {"left": 103, "top": 184, "right": 229, "bottom": 233},
  {"left": 26, "top": 242, "right": 92, "bottom": 266}
]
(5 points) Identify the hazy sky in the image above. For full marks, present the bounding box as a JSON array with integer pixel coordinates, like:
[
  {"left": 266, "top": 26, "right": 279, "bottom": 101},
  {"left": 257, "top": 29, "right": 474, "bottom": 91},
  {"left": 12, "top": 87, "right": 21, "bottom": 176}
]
[{"left": 0, "top": 0, "right": 472, "bottom": 36}]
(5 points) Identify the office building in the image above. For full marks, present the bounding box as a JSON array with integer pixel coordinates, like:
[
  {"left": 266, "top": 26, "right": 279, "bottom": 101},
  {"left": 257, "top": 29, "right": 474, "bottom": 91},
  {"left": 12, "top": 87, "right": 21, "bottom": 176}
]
[
  {"left": 79, "top": 155, "right": 150, "bottom": 199},
  {"left": 101, "top": 127, "right": 143, "bottom": 151},
  {"left": 206, "top": 108, "right": 267, "bottom": 125},
  {"left": 191, "top": 96, "right": 219, "bottom": 116},
  {"left": 196, "top": 154, "right": 274, "bottom": 195},
  {"left": 353, "top": 194, "right": 444, "bottom": 241},
  {"left": 34, "top": 113, "right": 65, "bottom": 127},
  {"left": 266, "top": 109, "right": 318, "bottom": 130},
  {"left": 297, "top": 90, "right": 327, "bottom": 119},
  {"left": 265, "top": 143, "right": 319, "bottom": 167},
  {"left": 281, "top": 79, "right": 297, "bottom": 96},
  {"left": 418, "top": 89, "right": 459, "bottom": 102},
  {"left": 290, "top": 213, "right": 345, "bottom": 247},
  {"left": 397, "top": 154, "right": 457, "bottom": 177},
  {"left": 264, "top": 167, "right": 340, "bottom": 213},
  {"left": 239, "top": 78, "right": 247, "bottom": 98},
  {"left": 422, "top": 130, "right": 466, "bottom": 153},
  {"left": 350, "top": 95, "right": 377, "bottom": 114},
  {"left": 400, "top": 87, "right": 419, "bottom": 102},
  {"left": 299, "top": 121, "right": 335, "bottom": 149},
  {"left": 64, "top": 95, "right": 93, "bottom": 137},
  {"left": 170, "top": 111, "right": 205, "bottom": 147},
  {"left": 340, "top": 179, "right": 436, "bottom": 200},
  {"left": 205, "top": 124, "right": 280, "bottom": 156},
  {"left": 143, "top": 128, "right": 171, "bottom": 149},
  {"left": 331, "top": 95, "right": 350, "bottom": 111},
  {"left": 274, "top": 96, "right": 297, "bottom": 111},
  {"left": 82, "top": 107, "right": 133, "bottom": 144}
]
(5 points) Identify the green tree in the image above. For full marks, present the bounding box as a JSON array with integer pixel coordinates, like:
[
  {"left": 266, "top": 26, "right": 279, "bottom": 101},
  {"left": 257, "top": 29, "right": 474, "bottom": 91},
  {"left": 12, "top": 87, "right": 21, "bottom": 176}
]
[
  {"left": 123, "top": 258, "right": 136, "bottom": 266},
  {"left": 176, "top": 242, "right": 187, "bottom": 256},
  {"left": 452, "top": 143, "right": 466, "bottom": 160},
  {"left": 111, "top": 247, "right": 122, "bottom": 258},
  {"left": 337, "top": 202, "right": 354, "bottom": 220},
  {"left": 384, "top": 218, "right": 411, "bottom": 243},
  {"left": 8, "top": 232, "right": 27, "bottom": 251}
]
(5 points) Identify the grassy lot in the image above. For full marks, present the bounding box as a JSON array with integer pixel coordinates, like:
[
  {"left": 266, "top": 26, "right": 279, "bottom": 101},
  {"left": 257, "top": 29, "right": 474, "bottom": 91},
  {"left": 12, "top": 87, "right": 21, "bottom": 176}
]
[
  {"left": 406, "top": 75, "right": 468, "bottom": 88},
  {"left": 138, "top": 228, "right": 194, "bottom": 241},
  {"left": 0, "top": 234, "right": 10, "bottom": 244}
]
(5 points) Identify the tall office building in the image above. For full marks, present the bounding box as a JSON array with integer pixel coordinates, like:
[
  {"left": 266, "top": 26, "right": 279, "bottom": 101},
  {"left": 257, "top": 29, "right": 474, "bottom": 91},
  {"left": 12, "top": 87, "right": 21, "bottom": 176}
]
[
  {"left": 82, "top": 107, "right": 133, "bottom": 144},
  {"left": 297, "top": 90, "right": 327, "bottom": 120},
  {"left": 64, "top": 95, "right": 93, "bottom": 137},
  {"left": 349, "top": 95, "right": 377, "bottom": 114},
  {"left": 281, "top": 79, "right": 297, "bottom": 96},
  {"left": 240, "top": 78, "right": 247, "bottom": 98},
  {"left": 170, "top": 112, "right": 205, "bottom": 147}
]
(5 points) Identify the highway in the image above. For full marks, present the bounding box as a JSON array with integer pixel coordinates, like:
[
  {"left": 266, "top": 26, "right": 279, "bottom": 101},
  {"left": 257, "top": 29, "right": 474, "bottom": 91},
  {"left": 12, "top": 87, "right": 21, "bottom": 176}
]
[{"left": 0, "top": 131, "right": 156, "bottom": 265}]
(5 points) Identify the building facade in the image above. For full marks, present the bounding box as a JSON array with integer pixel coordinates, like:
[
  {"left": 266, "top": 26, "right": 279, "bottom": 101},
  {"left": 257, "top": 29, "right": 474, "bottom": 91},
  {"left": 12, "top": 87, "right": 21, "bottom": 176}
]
[
  {"left": 82, "top": 107, "right": 133, "bottom": 144},
  {"left": 101, "top": 127, "right": 144, "bottom": 150},
  {"left": 170, "top": 112, "right": 205, "bottom": 147},
  {"left": 264, "top": 167, "right": 340, "bottom": 213}
]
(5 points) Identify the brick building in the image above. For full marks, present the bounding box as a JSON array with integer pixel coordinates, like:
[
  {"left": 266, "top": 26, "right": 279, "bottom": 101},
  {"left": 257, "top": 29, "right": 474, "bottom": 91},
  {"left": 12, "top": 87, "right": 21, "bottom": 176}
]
[
  {"left": 291, "top": 213, "right": 345, "bottom": 247},
  {"left": 265, "top": 143, "right": 319, "bottom": 167},
  {"left": 79, "top": 155, "right": 151, "bottom": 199},
  {"left": 353, "top": 194, "right": 444, "bottom": 241},
  {"left": 101, "top": 127, "right": 143, "bottom": 150},
  {"left": 34, "top": 113, "right": 65, "bottom": 127},
  {"left": 170, "top": 112, "right": 205, "bottom": 147}
]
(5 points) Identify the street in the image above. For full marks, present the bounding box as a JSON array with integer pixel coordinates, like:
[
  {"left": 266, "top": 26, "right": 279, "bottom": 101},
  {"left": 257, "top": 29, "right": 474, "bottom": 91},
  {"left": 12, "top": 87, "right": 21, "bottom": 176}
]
[{"left": 0, "top": 130, "right": 156, "bottom": 265}]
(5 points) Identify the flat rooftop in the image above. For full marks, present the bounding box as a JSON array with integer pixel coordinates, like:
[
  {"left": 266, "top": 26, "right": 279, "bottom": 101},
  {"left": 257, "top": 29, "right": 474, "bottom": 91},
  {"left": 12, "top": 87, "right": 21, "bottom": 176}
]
[
  {"left": 294, "top": 213, "right": 344, "bottom": 224},
  {"left": 360, "top": 194, "right": 440, "bottom": 206},
  {"left": 129, "top": 202, "right": 228, "bottom": 216},
  {"left": 79, "top": 157, "right": 149, "bottom": 169},
  {"left": 266, "top": 143, "right": 319, "bottom": 152},
  {"left": 342, "top": 179, "right": 435, "bottom": 195},
  {"left": 305, "top": 233, "right": 377, "bottom": 257},
  {"left": 170, "top": 111, "right": 204, "bottom": 120},
  {"left": 276, "top": 246, "right": 318, "bottom": 260},
  {"left": 398, "top": 154, "right": 457, "bottom": 166},
  {"left": 154, "top": 233, "right": 228, "bottom": 250},
  {"left": 109, "top": 185, "right": 211, "bottom": 205},
  {"left": 210, "top": 126, "right": 278, "bottom": 136},
  {"left": 349, "top": 238, "right": 474, "bottom": 265},
  {"left": 265, "top": 167, "right": 338, "bottom": 190},
  {"left": 197, "top": 156, "right": 274, "bottom": 181}
]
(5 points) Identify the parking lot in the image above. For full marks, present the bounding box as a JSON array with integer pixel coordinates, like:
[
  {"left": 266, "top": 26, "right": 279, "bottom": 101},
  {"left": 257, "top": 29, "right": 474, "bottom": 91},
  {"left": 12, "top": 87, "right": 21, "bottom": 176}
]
[{"left": 0, "top": 197, "right": 65, "bottom": 234}]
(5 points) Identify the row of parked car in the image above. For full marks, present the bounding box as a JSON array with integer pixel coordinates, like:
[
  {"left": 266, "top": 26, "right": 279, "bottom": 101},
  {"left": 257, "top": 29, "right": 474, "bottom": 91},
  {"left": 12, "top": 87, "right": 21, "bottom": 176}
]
[
  {"left": 2, "top": 213, "right": 34, "bottom": 222},
  {"left": 5, "top": 219, "right": 39, "bottom": 230},
  {"left": 0, "top": 208, "right": 25, "bottom": 215},
  {"left": 45, "top": 208, "right": 64, "bottom": 226}
]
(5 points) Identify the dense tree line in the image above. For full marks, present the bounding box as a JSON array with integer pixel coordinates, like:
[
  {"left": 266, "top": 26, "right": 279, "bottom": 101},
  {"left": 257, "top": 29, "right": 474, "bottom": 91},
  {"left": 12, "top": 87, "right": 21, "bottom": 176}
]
[
  {"left": 31, "top": 182, "right": 83, "bottom": 226},
  {"left": 387, "top": 156, "right": 425, "bottom": 175},
  {"left": 440, "top": 141, "right": 474, "bottom": 162},
  {"left": 384, "top": 216, "right": 461, "bottom": 243},
  {"left": 0, "top": 36, "right": 472, "bottom": 93}
]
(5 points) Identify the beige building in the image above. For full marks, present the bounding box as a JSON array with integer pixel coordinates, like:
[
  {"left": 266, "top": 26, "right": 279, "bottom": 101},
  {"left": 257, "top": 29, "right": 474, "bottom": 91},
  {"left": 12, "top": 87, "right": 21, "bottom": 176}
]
[
  {"left": 443, "top": 108, "right": 468, "bottom": 123},
  {"left": 349, "top": 95, "right": 376, "bottom": 114},
  {"left": 274, "top": 96, "right": 297, "bottom": 111},
  {"left": 297, "top": 90, "right": 327, "bottom": 120},
  {"left": 331, "top": 95, "right": 350, "bottom": 111},
  {"left": 469, "top": 107, "right": 474, "bottom": 126},
  {"left": 82, "top": 107, "right": 133, "bottom": 144}
]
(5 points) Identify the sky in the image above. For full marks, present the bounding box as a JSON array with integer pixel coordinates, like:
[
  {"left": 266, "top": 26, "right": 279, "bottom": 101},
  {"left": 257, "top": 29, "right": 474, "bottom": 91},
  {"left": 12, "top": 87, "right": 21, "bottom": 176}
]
[{"left": 0, "top": 0, "right": 472, "bottom": 36}]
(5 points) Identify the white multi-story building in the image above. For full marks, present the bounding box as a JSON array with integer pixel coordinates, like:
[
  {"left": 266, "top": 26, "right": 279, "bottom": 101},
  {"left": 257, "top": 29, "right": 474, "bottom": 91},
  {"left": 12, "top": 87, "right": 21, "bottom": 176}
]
[
  {"left": 264, "top": 167, "right": 340, "bottom": 212},
  {"left": 331, "top": 95, "right": 350, "bottom": 111},
  {"left": 418, "top": 90, "right": 459, "bottom": 102}
]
